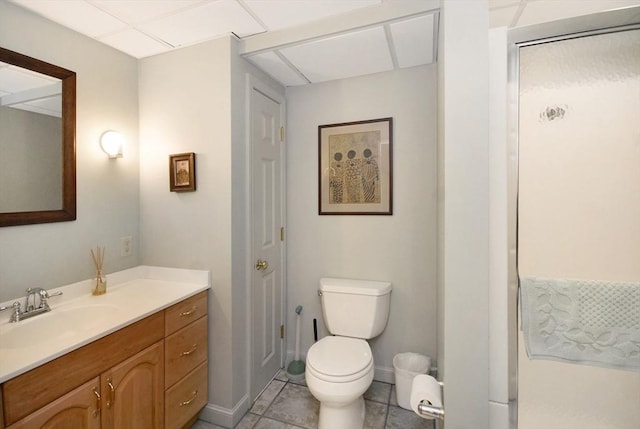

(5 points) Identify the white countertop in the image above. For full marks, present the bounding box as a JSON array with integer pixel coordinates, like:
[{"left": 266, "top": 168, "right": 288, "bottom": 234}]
[{"left": 0, "top": 266, "right": 210, "bottom": 384}]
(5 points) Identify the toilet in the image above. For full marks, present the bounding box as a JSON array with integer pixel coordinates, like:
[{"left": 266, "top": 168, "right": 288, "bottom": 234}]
[{"left": 306, "top": 277, "right": 392, "bottom": 429}]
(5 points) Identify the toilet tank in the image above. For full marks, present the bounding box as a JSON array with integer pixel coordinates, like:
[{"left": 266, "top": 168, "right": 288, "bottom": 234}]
[{"left": 319, "top": 277, "right": 392, "bottom": 339}]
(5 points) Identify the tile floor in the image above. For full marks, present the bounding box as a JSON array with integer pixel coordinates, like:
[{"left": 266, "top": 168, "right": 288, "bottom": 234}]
[{"left": 192, "top": 369, "right": 434, "bottom": 429}]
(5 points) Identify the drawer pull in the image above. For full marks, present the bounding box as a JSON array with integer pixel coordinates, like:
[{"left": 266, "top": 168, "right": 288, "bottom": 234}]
[
  {"left": 106, "top": 378, "right": 115, "bottom": 408},
  {"left": 179, "top": 390, "right": 198, "bottom": 407},
  {"left": 180, "top": 344, "right": 198, "bottom": 356},
  {"left": 180, "top": 306, "right": 197, "bottom": 317},
  {"left": 92, "top": 387, "right": 101, "bottom": 417}
]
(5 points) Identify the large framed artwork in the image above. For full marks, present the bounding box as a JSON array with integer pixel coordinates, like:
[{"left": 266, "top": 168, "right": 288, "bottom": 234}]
[{"left": 318, "top": 117, "right": 393, "bottom": 215}]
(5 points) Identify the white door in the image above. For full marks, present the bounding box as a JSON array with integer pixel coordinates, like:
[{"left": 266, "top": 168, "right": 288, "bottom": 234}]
[{"left": 250, "top": 84, "right": 284, "bottom": 401}]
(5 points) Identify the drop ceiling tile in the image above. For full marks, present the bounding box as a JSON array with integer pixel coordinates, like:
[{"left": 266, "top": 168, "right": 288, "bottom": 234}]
[
  {"left": 247, "top": 51, "right": 308, "bottom": 86},
  {"left": 23, "top": 96, "right": 62, "bottom": 117},
  {"left": 280, "top": 26, "right": 393, "bottom": 83},
  {"left": 0, "top": 67, "right": 57, "bottom": 93},
  {"left": 98, "top": 29, "right": 170, "bottom": 58},
  {"left": 137, "top": 0, "right": 264, "bottom": 47},
  {"left": 489, "top": 4, "right": 519, "bottom": 27},
  {"left": 244, "top": 0, "right": 381, "bottom": 31},
  {"left": 390, "top": 15, "right": 434, "bottom": 68},
  {"left": 10, "top": 0, "right": 127, "bottom": 37},
  {"left": 90, "top": 0, "right": 202, "bottom": 24},
  {"left": 517, "top": 0, "right": 640, "bottom": 27},
  {"left": 488, "top": 0, "right": 522, "bottom": 10}
]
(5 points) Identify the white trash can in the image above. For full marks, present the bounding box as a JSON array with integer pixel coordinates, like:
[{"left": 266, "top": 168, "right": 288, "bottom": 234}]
[{"left": 393, "top": 353, "right": 431, "bottom": 410}]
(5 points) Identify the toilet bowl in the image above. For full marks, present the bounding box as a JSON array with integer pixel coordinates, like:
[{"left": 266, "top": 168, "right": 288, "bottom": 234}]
[
  {"left": 306, "top": 336, "right": 374, "bottom": 429},
  {"left": 305, "top": 278, "right": 392, "bottom": 429}
]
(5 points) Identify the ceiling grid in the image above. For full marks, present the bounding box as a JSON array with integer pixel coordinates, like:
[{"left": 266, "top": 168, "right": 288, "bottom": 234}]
[{"left": 7, "top": 0, "right": 639, "bottom": 87}]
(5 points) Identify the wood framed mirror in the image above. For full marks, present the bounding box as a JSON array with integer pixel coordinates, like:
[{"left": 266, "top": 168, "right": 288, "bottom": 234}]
[{"left": 0, "top": 47, "right": 76, "bottom": 227}]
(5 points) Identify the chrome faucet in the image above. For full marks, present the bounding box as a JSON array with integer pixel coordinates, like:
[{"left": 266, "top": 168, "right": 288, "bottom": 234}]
[{"left": 0, "top": 287, "right": 63, "bottom": 322}]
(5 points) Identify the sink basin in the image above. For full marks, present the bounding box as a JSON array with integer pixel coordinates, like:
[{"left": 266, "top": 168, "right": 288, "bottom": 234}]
[
  {"left": 56, "top": 303, "right": 124, "bottom": 326},
  {"left": 0, "top": 304, "right": 125, "bottom": 350}
]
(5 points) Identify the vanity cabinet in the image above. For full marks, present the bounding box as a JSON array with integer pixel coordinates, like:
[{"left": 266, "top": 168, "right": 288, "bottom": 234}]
[
  {"left": 0, "top": 291, "right": 208, "bottom": 429},
  {"left": 7, "top": 342, "right": 164, "bottom": 429}
]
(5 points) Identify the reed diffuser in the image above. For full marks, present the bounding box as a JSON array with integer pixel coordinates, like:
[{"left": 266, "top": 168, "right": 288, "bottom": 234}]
[{"left": 91, "top": 246, "right": 107, "bottom": 295}]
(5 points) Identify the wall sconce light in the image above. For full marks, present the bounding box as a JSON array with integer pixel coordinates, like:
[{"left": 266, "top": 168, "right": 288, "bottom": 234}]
[{"left": 100, "top": 130, "right": 124, "bottom": 159}]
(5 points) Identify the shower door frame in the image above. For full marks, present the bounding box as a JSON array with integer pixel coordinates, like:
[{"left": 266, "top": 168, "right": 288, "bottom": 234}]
[{"left": 506, "top": 7, "right": 640, "bottom": 429}]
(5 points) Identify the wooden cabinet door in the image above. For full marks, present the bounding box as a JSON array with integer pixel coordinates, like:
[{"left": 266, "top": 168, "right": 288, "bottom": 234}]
[
  {"left": 101, "top": 342, "right": 164, "bottom": 429},
  {"left": 7, "top": 377, "right": 101, "bottom": 429}
]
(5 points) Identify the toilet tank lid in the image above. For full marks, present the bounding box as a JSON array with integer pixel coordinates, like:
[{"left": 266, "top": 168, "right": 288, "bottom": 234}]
[{"left": 319, "top": 277, "right": 392, "bottom": 296}]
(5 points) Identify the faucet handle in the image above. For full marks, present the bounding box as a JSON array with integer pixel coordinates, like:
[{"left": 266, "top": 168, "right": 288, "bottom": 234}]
[
  {"left": 0, "top": 302, "right": 22, "bottom": 322},
  {"left": 0, "top": 302, "right": 20, "bottom": 312},
  {"left": 38, "top": 289, "right": 63, "bottom": 310}
]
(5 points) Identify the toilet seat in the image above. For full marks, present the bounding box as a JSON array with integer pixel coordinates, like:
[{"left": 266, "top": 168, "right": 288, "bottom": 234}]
[{"left": 307, "top": 336, "right": 373, "bottom": 383}]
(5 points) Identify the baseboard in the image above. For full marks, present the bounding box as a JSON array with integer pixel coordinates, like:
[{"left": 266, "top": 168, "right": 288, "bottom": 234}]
[
  {"left": 373, "top": 365, "right": 438, "bottom": 385},
  {"left": 374, "top": 365, "right": 395, "bottom": 384},
  {"left": 198, "top": 395, "right": 250, "bottom": 429},
  {"left": 489, "top": 401, "right": 510, "bottom": 429}
]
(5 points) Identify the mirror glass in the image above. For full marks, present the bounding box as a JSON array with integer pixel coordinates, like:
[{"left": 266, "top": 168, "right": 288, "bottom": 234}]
[{"left": 0, "top": 47, "right": 76, "bottom": 227}]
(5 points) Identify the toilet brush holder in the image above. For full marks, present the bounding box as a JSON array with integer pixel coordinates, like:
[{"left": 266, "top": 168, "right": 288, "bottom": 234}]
[
  {"left": 286, "top": 360, "right": 305, "bottom": 382},
  {"left": 287, "top": 305, "right": 305, "bottom": 382}
]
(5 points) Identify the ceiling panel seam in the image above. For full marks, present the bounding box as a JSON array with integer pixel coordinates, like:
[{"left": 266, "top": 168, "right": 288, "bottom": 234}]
[
  {"left": 240, "top": 11, "right": 437, "bottom": 56},
  {"left": 274, "top": 50, "right": 311, "bottom": 84},
  {"left": 510, "top": 2, "right": 528, "bottom": 28},
  {"left": 236, "top": 0, "right": 270, "bottom": 32},
  {"left": 432, "top": 11, "right": 440, "bottom": 63},
  {"left": 383, "top": 24, "right": 399, "bottom": 70},
  {"left": 86, "top": 0, "right": 212, "bottom": 27},
  {"left": 238, "top": 0, "right": 440, "bottom": 56}
]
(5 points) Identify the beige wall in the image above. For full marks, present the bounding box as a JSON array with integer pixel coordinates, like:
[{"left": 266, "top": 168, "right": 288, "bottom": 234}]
[
  {"left": 139, "top": 36, "right": 235, "bottom": 412},
  {"left": 0, "top": 1, "right": 140, "bottom": 302},
  {"left": 139, "top": 36, "right": 285, "bottom": 426},
  {"left": 518, "top": 29, "right": 640, "bottom": 429},
  {"left": 285, "top": 65, "right": 438, "bottom": 380}
]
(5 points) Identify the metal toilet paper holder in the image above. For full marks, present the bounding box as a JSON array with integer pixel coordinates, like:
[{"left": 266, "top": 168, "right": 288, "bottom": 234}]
[
  {"left": 416, "top": 381, "right": 445, "bottom": 421},
  {"left": 417, "top": 401, "right": 445, "bottom": 420}
]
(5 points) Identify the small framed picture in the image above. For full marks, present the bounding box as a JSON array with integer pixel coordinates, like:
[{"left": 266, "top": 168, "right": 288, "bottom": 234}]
[
  {"left": 169, "top": 152, "right": 196, "bottom": 192},
  {"left": 319, "top": 117, "right": 393, "bottom": 215}
]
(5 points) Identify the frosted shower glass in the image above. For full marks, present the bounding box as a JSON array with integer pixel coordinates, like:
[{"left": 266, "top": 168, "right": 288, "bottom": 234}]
[{"left": 517, "top": 29, "right": 640, "bottom": 429}]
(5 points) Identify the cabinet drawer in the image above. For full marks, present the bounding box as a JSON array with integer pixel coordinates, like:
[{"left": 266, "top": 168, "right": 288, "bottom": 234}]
[
  {"left": 165, "top": 315, "right": 207, "bottom": 388},
  {"left": 165, "top": 362, "right": 207, "bottom": 429},
  {"left": 165, "top": 292, "right": 207, "bottom": 335}
]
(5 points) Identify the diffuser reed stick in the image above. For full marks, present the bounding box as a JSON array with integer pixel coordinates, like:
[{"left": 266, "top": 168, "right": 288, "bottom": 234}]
[{"left": 91, "top": 245, "right": 107, "bottom": 295}]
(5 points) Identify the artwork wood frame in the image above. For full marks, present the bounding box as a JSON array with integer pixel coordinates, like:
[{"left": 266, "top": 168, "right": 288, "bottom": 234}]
[
  {"left": 318, "top": 117, "right": 393, "bottom": 215},
  {"left": 169, "top": 152, "right": 196, "bottom": 192}
]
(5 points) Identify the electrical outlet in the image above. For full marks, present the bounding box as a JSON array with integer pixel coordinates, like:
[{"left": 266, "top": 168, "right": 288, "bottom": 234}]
[{"left": 120, "top": 236, "right": 132, "bottom": 257}]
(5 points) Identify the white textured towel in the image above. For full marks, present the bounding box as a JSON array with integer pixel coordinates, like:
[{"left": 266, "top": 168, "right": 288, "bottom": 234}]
[{"left": 520, "top": 277, "right": 640, "bottom": 372}]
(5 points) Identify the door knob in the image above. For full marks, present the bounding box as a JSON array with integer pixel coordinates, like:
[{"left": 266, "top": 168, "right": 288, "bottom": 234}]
[{"left": 255, "top": 259, "right": 269, "bottom": 271}]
